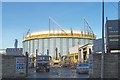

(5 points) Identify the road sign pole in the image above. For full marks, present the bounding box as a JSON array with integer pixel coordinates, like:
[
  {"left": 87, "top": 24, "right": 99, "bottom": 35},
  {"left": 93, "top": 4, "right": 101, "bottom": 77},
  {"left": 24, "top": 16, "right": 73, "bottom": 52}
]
[{"left": 26, "top": 52, "right": 28, "bottom": 77}]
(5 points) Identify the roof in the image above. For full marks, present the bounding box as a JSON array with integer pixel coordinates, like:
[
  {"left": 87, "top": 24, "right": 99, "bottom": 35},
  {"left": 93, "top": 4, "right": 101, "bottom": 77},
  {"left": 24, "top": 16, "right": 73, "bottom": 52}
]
[
  {"left": 6, "top": 48, "right": 23, "bottom": 56},
  {"left": 79, "top": 43, "right": 93, "bottom": 49},
  {"left": 27, "top": 30, "right": 88, "bottom": 37}
]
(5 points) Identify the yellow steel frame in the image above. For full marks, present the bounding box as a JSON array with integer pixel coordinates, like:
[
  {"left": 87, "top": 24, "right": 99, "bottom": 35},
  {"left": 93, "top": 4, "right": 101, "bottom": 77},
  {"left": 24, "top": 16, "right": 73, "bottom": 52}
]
[
  {"left": 23, "top": 33, "right": 96, "bottom": 41},
  {"left": 68, "top": 53, "right": 78, "bottom": 64}
]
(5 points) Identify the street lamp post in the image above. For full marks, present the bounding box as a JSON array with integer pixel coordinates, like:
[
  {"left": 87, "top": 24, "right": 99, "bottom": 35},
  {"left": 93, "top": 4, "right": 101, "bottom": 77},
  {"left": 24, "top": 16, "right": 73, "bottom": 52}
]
[{"left": 101, "top": 0, "right": 105, "bottom": 78}]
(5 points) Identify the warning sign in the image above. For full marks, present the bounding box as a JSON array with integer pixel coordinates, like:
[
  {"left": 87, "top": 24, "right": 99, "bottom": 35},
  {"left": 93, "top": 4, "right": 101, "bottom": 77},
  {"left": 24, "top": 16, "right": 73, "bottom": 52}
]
[{"left": 16, "top": 57, "right": 26, "bottom": 74}]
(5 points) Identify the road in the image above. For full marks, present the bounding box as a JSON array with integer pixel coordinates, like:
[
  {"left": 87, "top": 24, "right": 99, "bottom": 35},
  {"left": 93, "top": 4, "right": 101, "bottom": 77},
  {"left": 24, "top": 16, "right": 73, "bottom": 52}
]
[{"left": 27, "top": 67, "right": 89, "bottom": 78}]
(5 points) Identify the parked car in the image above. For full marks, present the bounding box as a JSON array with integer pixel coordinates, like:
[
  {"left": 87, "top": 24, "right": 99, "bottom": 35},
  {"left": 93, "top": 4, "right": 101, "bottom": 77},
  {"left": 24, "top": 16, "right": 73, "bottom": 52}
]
[{"left": 76, "top": 63, "right": 89, "bottom": 74}]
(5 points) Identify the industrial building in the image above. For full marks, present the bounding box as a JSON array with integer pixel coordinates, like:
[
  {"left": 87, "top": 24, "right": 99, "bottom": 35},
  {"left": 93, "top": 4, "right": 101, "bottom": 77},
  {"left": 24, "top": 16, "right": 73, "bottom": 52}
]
[
  {"left": 69, "top": 44, "right": 93, "bottom": 63},
  {"left": 69, "top": 45, "right": 82, "bottom": 54},
  {"left": 0, "top": 48, "right": 23, "bottom": 55},
  {"left": 23, "top": 17, "right": 96, "bottom": 58},
  {"left": 106, "top": 19, "right": 120, "bottom": 52},
  {"left": 93, "top": 38, "right": 106, "bottom": 54},
  {"left": 78, "top": 43, "right": 93, "bottom": 62},
  {"left": 23, "top": 30, "right": 96, "bottom": 58}
]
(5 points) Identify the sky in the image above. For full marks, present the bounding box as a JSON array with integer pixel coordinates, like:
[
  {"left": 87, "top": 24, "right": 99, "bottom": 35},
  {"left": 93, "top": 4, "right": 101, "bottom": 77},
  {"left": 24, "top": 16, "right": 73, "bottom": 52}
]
[{"left": 2, "top": 2, "right": 118, "bottom": 49}]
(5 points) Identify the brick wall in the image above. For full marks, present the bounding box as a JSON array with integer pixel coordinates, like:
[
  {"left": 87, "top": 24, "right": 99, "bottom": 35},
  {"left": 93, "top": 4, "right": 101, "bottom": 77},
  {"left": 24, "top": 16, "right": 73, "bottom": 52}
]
[{"left": 92, "top": 53, "right": 120, "bottom": 78}]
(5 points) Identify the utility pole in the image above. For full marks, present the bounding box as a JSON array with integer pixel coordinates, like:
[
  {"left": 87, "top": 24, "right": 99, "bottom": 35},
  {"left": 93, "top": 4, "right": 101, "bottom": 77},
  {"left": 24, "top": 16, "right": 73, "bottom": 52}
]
[
  {"left": 49, "top": 17, "right": 50, "bottom": 37},
  {"left": 101, "top": 0, "right": 105, "bottom": 78}
]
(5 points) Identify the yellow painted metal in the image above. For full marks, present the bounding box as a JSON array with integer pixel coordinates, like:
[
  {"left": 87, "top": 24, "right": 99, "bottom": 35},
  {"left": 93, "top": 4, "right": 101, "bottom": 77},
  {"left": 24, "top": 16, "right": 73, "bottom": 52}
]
[
  {"left": 23, "top": 33, "right": 96, "bottom": 41},
  {"left": 52, "top": 59, "right": 61, "bottom": 67},
  {"left": 68, "top": 53, "right": 78, "bottom": 64},
  {"left": 53, "top": 59, "right": 61, "bottom": 63}
]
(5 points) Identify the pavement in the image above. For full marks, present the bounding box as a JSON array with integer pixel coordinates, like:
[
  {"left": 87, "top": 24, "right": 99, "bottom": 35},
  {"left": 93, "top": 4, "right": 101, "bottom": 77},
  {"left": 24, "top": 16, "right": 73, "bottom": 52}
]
[{"left": 27, "top": 67, "right": 89, "bottom": 78}]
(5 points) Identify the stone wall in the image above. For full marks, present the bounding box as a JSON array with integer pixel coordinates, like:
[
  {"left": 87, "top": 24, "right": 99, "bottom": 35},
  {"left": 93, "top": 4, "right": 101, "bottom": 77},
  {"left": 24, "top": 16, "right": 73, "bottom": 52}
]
[
  {"left": 0, "top": 54, "right": 2, "bottom": 79},
  {"left": 92, "top": 53, "right": 120, "bottom": 78},
  {"left": 2, "top": 55, "right": 26, "bottom": 78},
  {"left": 2, "top": 55, "right": 16, "bottom": 78}
]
